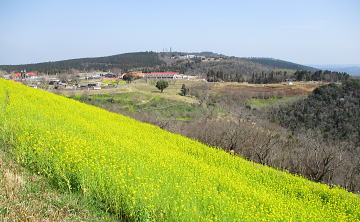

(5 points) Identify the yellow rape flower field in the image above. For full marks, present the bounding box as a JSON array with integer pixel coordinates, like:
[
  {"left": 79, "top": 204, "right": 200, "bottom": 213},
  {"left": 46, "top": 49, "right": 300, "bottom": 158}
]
[{"left": 0, "top": 79, "right": 359, "bottom": 221}]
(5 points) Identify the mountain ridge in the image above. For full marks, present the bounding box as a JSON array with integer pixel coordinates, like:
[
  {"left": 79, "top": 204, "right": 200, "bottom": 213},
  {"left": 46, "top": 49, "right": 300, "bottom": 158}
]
[{"left": 0, "top": 51, "right": 317, "bottom": 74}]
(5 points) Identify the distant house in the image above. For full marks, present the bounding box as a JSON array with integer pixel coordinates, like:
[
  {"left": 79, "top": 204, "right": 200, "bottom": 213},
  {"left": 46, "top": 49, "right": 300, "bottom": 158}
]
[
  {"left": 11, "top": 73, "right": 22, "bottom": 79},
  {"left": 79, "top": 84, "right": 88, "bottom": 88},
  {"left": 173, "top": 74, "right": 196, "bottom": 79},
  {"left": 48, "top": 79, "right": 60, "bottom": 85},
  {"left": 144, "top": 72, "right": 180, "bottom": 79},
  {"left": 104, "top": 73, "right": 116, "bottom": 78},
  {"left": 175, "top": 55, "right": 206, "bottom": 60},
  {"left": 129, "top": 72, "right": 145, "bottom": 78},
  {"left": 88, "top": 82, "right": 100, "bottom": 87},
  {"left": 59, "top": 82, "right": 67, "bottom": 87},
  {"left": 10, "top": 72, "right": 39, "bottom": 80},
  {"left": 89, "top": 74, "right": 101, "bottom": 79},
  {"left": 26, "top": 72, "right": 37, "bottom": 78}
]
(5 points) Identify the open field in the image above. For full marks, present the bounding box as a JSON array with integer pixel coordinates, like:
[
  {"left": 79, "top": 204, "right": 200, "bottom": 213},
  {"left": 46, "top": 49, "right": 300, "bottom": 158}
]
[
  {"left": 212, "top": 82, "right": 324, "bottom": 97},
  {"left": 61, "top": 79, "right": 201, "bottom": 104},
  {"left": 246, "top": 96, "right": 305, "bottom": 110},
  {"left": 1, "top": 79, "right": 359, "bottom": 221},
  {"left": 61, "top": 80, "right": 324, "bottom": 106},
  {"left": 71, "top": 92, "right": 202, "bottom": 120}
]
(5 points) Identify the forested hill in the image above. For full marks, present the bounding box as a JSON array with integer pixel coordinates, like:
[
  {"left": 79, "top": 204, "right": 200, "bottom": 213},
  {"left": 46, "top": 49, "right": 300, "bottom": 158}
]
[
  {"left": 0, "top": 52, "right": 164, "bottom": 74},
  {"left": 244, "top": 58, "right": 318, "bottom": 71},
  {"left": 0, "top": 51, "right": 318, "bottom": 75},
  {"left": 272, "top": 79, "right": 360, "bottom": 146}
]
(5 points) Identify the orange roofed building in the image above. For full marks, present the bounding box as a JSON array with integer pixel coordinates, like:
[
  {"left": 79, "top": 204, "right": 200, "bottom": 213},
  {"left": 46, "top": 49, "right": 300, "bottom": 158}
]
[
  {"left": 128, "top": 72, "right": 145, "bottom": 78},
  {"left": 27, "top": 72, "right": 37, "bottom": 77},
  {"left": 10, "top": 72, "right": 38, "bottom": 79},
  {"left": 12, "top": 73, "right": 22, "bottom": 78}
]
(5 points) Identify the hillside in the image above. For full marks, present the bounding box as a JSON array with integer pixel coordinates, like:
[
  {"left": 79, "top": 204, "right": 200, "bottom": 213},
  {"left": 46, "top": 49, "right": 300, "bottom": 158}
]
[
  {"left": 0, "top": 52, "right": 164, "bottom": 74},
  {"left": 0, "top": 79, "right": 359, "bottom": 221},
  {"left": 272, "top": 79, "right": 360, "bottom": 145},
  {"left": 244, "top": 57, "right": 318, "bottom": 71},
  {"left": 0, "top": 146, "right": 117, "bottom": 221},
  {"left": 0, "top": 52, "right": 317, "bottom": 77}
]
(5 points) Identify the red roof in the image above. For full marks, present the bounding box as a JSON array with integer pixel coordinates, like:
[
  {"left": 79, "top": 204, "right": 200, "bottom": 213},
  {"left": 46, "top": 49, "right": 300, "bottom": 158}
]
[
  {"left": 27, "top": 72, "right": 37, "bottom": 76},
  {"left": 149, "top": 72, "right": 179, "bottom": 75},
  {"left": 12, "top": 73, "right": 21, "bottom": 77}
]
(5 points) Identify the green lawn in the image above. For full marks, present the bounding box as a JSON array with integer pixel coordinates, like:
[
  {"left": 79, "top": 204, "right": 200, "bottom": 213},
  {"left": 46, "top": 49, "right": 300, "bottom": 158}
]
[
  {"left": 72, "top": 92, "right": 202, "bottom": 120},
  {"left": 247, "top": 96, "right": 304, "bottom": 110}
]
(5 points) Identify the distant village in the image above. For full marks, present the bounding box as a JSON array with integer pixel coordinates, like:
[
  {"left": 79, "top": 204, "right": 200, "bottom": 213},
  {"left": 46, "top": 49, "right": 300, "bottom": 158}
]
[
  {"left": 170, "top": 54, "right": 224, "bottom": 62},
  {"left": 0, "top": 53, "right": 229, "bottom": 90},
  {"left": 1, "top": 69, "right": 197, "bottom": 91}
]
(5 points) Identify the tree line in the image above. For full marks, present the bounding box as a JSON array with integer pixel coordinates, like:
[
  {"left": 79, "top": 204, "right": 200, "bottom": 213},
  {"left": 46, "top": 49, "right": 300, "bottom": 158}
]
[
  {"left": 0, "top": 52, "right": 164, "bottom": 74},
  {"left": 205, "top": 69, "right": 350, "bottom": 83},
  {"left": 293, "top": 70, "right": 350, "bottom": 82},
  {"left": 272, "top": 79, "right": 360, "bottom": 146}
]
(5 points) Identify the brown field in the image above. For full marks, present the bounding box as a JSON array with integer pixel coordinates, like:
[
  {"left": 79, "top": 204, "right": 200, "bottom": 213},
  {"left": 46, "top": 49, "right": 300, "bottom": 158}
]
[
  {"left": 211, "top": 82, "right": 325, "bottom": 98},
  {"left": 57, "top": 80, "right": 324, "bottom": 105}
]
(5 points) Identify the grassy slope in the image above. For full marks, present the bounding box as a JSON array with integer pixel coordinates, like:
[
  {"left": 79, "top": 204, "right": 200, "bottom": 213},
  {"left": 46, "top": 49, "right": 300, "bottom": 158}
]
[
  {"left": 71, "top": 92, "right": 201, "bottom": 120},
  {"left": 247, "top": 96, "right": 305, "bottom": 110},
  {"left": 0, "top": 79, "right": 359, "bottom": 221},
  {"left": 0, "top": 144, "right": 118, "bottom": 221},
  {"left": 63, "top": 79, "right": 200, "bottom": 104}
]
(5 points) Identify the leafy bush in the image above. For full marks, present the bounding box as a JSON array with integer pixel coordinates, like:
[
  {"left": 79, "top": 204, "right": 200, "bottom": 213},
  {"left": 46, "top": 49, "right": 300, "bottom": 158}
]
[{"left": 155, "top": 80, "right": 169, "bottom": 93}]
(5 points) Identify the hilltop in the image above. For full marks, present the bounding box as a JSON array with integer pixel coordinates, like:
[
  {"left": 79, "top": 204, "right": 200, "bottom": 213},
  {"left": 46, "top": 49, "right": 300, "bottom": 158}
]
[
  {"left": 273, "top": 79, "right": 360, "bottom": 146},
  {"left": 0, "top": 52, "right": 164, "bottom": 74},
  {"left": 0, "top": 51, "right": 317, "bottom": 76},
  {"left": 0, "top": 79, "right": 359, "bottom": 221},
  {"left": 244, "top": 57, "right": 318, "bottom": 71}
]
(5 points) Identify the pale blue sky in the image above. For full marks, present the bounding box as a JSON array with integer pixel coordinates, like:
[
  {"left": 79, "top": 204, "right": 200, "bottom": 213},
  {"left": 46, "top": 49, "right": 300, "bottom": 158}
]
[{"left": 0, "top": 0, "right": 359, "bottom": 65}]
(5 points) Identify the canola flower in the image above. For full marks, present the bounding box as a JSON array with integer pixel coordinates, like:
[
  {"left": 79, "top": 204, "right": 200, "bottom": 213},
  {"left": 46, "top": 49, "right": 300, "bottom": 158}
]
[{"left": 0, "top": 79, "right": 359, "bottom": 221}]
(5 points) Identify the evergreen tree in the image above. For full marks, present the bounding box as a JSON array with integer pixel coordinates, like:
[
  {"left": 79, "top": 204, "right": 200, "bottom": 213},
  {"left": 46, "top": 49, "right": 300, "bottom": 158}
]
[{"left": 156, "top": 80, "right": 169, "bottom": 93}]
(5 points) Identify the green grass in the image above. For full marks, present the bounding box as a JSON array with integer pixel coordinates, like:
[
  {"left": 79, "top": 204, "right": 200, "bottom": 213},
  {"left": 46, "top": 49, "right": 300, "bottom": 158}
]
[
  {"left": 0, "top": 79, "right": 359, "bottom": 221},
  {"left": 247, "top": 96, "right": 304, "bottom": 110},
  {"left": 0, "top": 143, "right": 118, "bottom": 221},
  {"left": 63, "top": 79, "right": 201, "bottom": 104},
  {"left": 72, "top": 92, "right": 202, "bottom": 120}
]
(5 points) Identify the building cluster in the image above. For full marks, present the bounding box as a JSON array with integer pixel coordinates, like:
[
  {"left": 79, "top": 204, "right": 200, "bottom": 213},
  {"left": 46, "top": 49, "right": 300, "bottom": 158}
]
[
  {"left": 0, "top": 69, "right": 197, "bottom": 91},
  {"left": 122, "top": 72, "right": 195, "bottom": 79},
  {"left": 77, "top": 72, "right": 117, "bottom": 80},
  {"left": 171, "top": 55, "right": 206, "bottom": 60},
  {"left": 3, "top": 71, "right": 41, "bottom": 80},
  {"left": 170, "top": 54, "right": 224, "bottom": 62}
]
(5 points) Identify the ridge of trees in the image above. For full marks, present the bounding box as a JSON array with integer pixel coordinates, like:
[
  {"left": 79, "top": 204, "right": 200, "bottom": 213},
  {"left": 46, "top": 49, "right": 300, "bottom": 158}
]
[
  {"left": 205, "top": 69, "right": 350, "bottom": 83},
  {"left": 272, "top": 79, "right": 360, "bottom": 146},
  {"left": 0, "top": 52, "right": 164, "bottom": 74},
  {"left": 244, "top": 57, "right": 318, "bottom": 71},
  {"left": 0, "top": 52, "right": 320, "bottom": 78}
]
